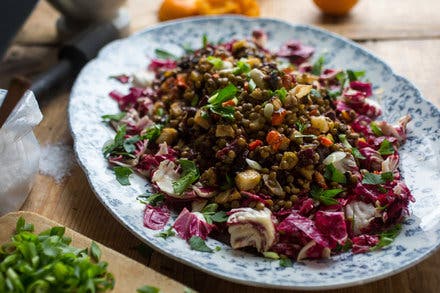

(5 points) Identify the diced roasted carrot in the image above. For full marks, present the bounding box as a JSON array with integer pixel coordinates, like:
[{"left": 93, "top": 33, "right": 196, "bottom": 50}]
[
  {"left": 248, "top": 139, "right": 263, "bottom": 150},
  {"left": 319, "top": 136, "right": 334, "bottom": 147},
  {"left": 271, "top": 108, "right": 287, "bottom": 126},
  {"left": 266, "top": 130, "right": 283, "bottom": 151},
  {"left": 176, "top": 74, "right": 187, "bottom": 88}
]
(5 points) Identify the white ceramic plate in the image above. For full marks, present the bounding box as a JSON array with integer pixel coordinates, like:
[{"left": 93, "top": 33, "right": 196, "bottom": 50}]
[{"left": 68, "top": 16, "right": 440, "bottom": 290}]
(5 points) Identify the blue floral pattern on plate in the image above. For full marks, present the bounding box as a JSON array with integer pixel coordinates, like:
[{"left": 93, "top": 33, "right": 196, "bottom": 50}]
[{"left": 68, "top": 16, "right": 440, "bottom": 290}]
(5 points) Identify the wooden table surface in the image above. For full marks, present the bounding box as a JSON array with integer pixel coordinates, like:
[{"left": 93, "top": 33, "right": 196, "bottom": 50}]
[{"left": 1, "top": 0, "right": 439, "bottom": 292}]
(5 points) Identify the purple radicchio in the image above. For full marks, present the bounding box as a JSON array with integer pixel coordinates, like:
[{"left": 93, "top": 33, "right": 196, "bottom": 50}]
[
  {"left": 148, "top": 59, "right": 177, "bottom": 71},
  {"left": 352, "top": 234, "right": 379, "bottom": 254},
  {"left": 173, "top": 207, "right": 214, "bottom": 240},
  {"left": 143, "top": 204, "right": 170, "bottom": 230},
  {"left": 277, "top": 212, "right": 330, "bottom": 248},
  {"left": 376, "top": 115, "right": 412, "bottom": 144},
  {"left": 277, "top": 40, "right": 315, "bottom": 65}
]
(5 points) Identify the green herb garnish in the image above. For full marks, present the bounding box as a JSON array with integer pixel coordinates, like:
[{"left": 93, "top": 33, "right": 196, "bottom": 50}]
[
  {"left": 279, "top": 257, "right": 293, "bottom": 267},
  {"left": 188, "top": 236, "right": 213, "bottom": 253},
  {"left": 338, "top": 134, "right": 352, "bottom": 148},
  {"left": 232, "top": 59, "right": 251, "bottom": 75},
  {"left": 339, "top": 134, "right": 366, "bottom": 159},
  {"left": 352, "top": 147, "right": 366, "bottom": 159},
  {"left": 262, "top": 251, "right": 280, "bottom": 259},
  {"left": 102, "top": 125, "right": 127, "bottom": 157},
  {"left": 181, "top": 43, "right": 194, "bottom": 54},
  {"left": 324, "top": 163, "right": 347, "bottom": 184},
  {"left": 311, "top": 55, "right": 326, "bottom": 75},
  {"left": 207, "top": 56, "right": 224, "bottom": 69},
  {"left": 206, "top": 104, "right": 235, "bottom": 120},
  {"left": 208, "top": 83, "right": 237, "bottom": 105},
  {"left": 137, "top": 285, "right": 160, "bottom": 293},
  {"left": 172, "top": 159, "right": 200, "bottom": 194},
  {"left": 336, "top": 71, "right": 347, "bottom": 89},
  {"left": 90, "top": 241, "right": 101, "bottom": 262},
  {"left": 295, "top": 121, "right": 306, "bottom": 133},
  {"left": 0, "top": 217, "right": 114, "bottom": 292},
  {"left": 248, "top": 79, "right": 257, "bottom": 91},
  {"left": 137, "top": 193, "right": 164, "bottom": 206},
  {"left": 310, "top": 88, "right": 322, "bottom": 98},
  {"left": 122, "top": 135, "right": 140, "bottom": 153},
  {"left": 274, "top": 87, "right": 288, "bottom": 103},
  {"left": 155, "top": 227, "right": 175, "bottom": 239},
  {"left": 101, "top": 112, "right": 126, "bottom": 122},
  {"left": 113, "top": 166, "right": 133, "bottom": 186},
  {"left": 370, "top": 224, "right": 402, "bottom": 251},
  {"left": 155, "top": 48, "right": 177, "bottom": 60},
  {"left": 347, "top": 70, "right": 366, "bottom": 82},
  {"left": 362, "top": 171, "right": 394, "bottom": 185},
  {"left": 328, "top": 89, "right": 341, "bottom": 99},
  {"left": 201, "top": 203, "right": 228, "bottom": 224},
  {"left": 335, "top": 239, "right": 352, "bottom": 252},
  {"left": 202, "top": 34, "right": 208, "bottom": 48},
  {"left": 370, "top": 121, "right": 383, "bottom": 136},
  {"left": 142, "top": 124, "right": 163, "bottom": 141},
  {"left": 311, "top": 185, "right": 343, "bottom": 205},
  {"left": 378, "top": 139, "right": 395, "bottom": 155}
]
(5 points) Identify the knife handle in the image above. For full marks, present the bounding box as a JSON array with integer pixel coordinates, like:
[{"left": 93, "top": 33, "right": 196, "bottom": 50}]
[
  {"left": 30, "top": 60, "right": 72, "bottom": 99},
  {"left": 59, "top": 22, "right": 120, "bottom": 71}
]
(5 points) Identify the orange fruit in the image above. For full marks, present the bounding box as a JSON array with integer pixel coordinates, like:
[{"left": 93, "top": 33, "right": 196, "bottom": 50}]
[
  {"left": 238, "top": 0, "right": 260, "bottom": 17},
  {"left": 196, "top": 0, "right": 241, "bottom": 15},
  {"left": 312, "top": 0, "right": 359, "bottom": 16},
  {"left": 158, "top": 0, "right": 198, "bottom": 21}
]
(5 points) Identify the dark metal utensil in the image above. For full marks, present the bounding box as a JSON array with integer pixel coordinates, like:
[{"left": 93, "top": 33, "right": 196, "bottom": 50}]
[{"left": 30, "top": 21, "right": 123, "bottom": 98}]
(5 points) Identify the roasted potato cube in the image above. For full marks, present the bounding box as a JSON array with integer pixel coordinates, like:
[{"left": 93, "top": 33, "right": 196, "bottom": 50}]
[
  {"left": 235, "top": 169, "right": 261, "bottom": 191},
  {"left": 194, "top": 109, "right": 210, "bottom": 129},
  {"left": 155, "top": 128, "right": 178, "bottom": 145},
  {"left": 216, "top": 125, "right": 235, "bottom": 137}
]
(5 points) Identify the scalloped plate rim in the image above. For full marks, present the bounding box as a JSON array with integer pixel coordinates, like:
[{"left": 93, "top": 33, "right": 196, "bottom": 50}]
[{"left": 68, "top": 16, "right": 440, "bottom": 290}]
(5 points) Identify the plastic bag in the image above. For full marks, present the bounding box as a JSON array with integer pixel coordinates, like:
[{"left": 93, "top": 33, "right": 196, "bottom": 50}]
[{"left": 0, "top": 89, "right": 42, "bottom": 215}]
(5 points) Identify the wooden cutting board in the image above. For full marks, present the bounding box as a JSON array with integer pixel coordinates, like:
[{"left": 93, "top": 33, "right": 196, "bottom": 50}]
[{"left": 0, "top": 211, "right": 192, "bottom": 293}]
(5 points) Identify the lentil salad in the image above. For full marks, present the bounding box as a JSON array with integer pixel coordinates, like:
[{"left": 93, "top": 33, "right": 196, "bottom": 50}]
[{"left": 102, "top": 30, "right": 413, "bottom": 262}]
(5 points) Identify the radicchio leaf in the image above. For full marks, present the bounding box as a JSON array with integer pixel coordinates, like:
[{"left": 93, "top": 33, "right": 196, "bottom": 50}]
[
  {"left": 173, "top": 208, "right": 214, "bottom": 240},
  {"left": 315, "top": 211, "right": 348, "bottom": 246},
  {"left": 277, "top": 212, "right": 329, "bottom": 248},
  {"left": 143, "top": 204, "right": 170, "bottom": 230},
  {"left": 352, "top": 234, "right": 379, "bottom": 254},
  {"left": 277, "top": 40, "right": 315, "bottom": 65}
]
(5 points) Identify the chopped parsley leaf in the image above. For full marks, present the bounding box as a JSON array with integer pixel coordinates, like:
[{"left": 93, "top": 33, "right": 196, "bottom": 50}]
[
  {"left": 172, "top": 159, "right": 200, "bottom": 194},
  {"left": 370, "top": 122, "right": 383, "bottom": 136},
  {"left": 101, "top": 112, "right": 126, "bottom": 122},
  {"left": 347, "top": 69, "right": 366, "bottom": 82},
  {"left": 378, "top": 139, "right": 395, "bottom": 155},
  {"left": 155, "top": 48, "right": 178, "bottom": 60},
  {"left": 188, "top": 236, "right": 213, "bottom": 253},
  {"left": 113, "top": 166, "right": 133, "bottom": 186},
  {"left": 155, "top": 227, "right": 175, "bottom": 239},
  {"left": 370, "top": 224, "right": 402, "bottom": 251},
  {"left": 137, "top": 193, "right": 164, "bottom": 206},
  {"left": 311, "top": 55, "right": 326, "bottom": 75},
  {"left": 362, "top": 171, "right": 394, "bottom": 185},
  {"left": 324, "top": 163, "right": 347, "bottom": 184}
]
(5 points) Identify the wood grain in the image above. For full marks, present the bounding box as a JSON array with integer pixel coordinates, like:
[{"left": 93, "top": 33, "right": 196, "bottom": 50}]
[
  {"left": 0, "top": 212, "right": 190, "bottom": 292},
  {"left": 1, "top": 0, "right": 440, "bottom": 292}
]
